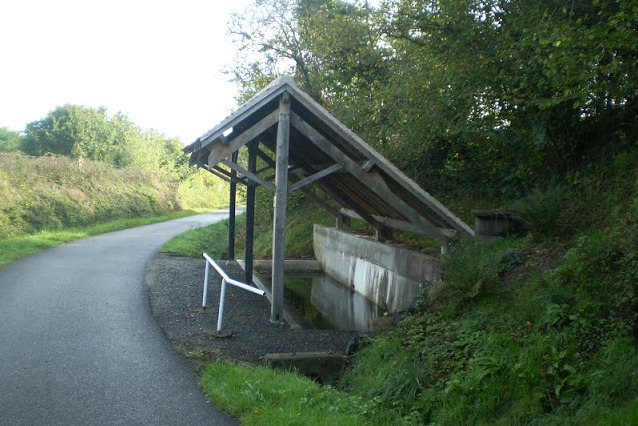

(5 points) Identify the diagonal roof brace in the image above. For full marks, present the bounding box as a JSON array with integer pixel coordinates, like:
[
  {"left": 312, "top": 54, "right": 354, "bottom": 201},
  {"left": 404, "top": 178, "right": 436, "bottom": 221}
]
[
  {"left": 288, "top": 163, "right": 342, "bottom": 193},
  {"left": 219, "top": 158, "right": 276, "bottom": 192}
]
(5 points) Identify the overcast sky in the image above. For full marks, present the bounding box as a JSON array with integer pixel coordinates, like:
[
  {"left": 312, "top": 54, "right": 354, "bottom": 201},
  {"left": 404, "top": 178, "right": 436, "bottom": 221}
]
[{"left": 0, "top": 0, "right": 252, "bottom": 143}]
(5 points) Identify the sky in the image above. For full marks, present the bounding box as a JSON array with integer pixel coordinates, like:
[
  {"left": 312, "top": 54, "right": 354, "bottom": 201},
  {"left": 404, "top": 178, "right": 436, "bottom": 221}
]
[{"left": 0, "top": 0, "right": 252, "bottom": 143}]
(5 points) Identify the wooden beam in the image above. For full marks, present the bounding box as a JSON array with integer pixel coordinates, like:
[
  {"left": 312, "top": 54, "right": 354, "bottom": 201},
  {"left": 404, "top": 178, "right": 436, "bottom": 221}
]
[
  {"left": 220, "top": 159, "right": 276, "bottom": 192},
  {"left": 298, "top": 186, "right": 340, "bottom": 217},
  {"left": 336, "top": 214, "right": 351, "bottom": 229},
  {"left": 340, "top": 208, "right": 458, "bottom": 238},
  {"left": 255, "top": 146, "right": 276, "bottom": 166},
  {"left": 362, "top": 159, "right": 375, "bottom": 172},
  {"left": 201, "top": 165, "right": 231, "bottom": 183},
  {"left": 209, "top": 165, "right": 249, "bottom": 187},
  {"left": 245, "top": 142, "right": 257, "bottom": 285},
  {"left": 228, "top": 151, "right": 238, "bottom": 261},
  {"left": 288, "top": 163, "right": 343, "bottom": 193},
  {"left": 290, "top": 112, "right": 447, "bottom": 242},
  {"left": 313, "top": 180, "right": 383, "bottom": 229},
  {"left": 207, "top": 109, "right": 279, "bottom": 166},
  {"left": 271, "top": 93, "right": 291, "bottom": 324},
  {"left": 256, "top": 164, "right": 273, "bottom": 174}
]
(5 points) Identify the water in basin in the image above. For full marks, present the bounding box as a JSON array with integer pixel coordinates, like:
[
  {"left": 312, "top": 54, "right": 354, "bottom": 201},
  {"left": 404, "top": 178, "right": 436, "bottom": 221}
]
[{"left": 260, "top": 273, "right": 384, "bottom": 331}]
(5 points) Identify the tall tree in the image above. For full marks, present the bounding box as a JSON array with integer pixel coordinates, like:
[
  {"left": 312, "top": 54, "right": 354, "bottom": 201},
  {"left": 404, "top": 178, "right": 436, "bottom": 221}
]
[
  {"left": 23, "top": 105, "right": 125, "bottom": 163},
  {"left": 227, "top": 0, "right": 638, "bottom": 196}
]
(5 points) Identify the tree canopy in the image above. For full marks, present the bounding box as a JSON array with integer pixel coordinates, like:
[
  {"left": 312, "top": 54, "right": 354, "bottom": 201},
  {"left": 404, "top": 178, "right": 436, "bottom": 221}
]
[
  {"left": 0, "top": 127, "right": 21, "bottom": 153},
  {"left": 228, "top": 0, "right": 638, "bottom": 197},
  {"left": 21, "top": 104, "right": 188, "bottom": 178}
]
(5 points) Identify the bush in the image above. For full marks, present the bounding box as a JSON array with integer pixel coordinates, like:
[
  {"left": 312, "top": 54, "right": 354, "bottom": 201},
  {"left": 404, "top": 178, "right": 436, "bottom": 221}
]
[{"left": 0, "top": 153, "right": 181, "bottom": 239}]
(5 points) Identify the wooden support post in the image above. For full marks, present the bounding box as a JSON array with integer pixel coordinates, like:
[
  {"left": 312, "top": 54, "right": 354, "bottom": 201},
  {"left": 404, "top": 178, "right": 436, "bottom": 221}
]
[
  {"left": 375, "top": 225, "right": 393, "bottom": 242},
  {"left": 245, "top": 141, "right": 257, "bottom": 285},
  {"left": 336, "top": 214, "right": 351, "bottom": 230},
  {"left": 228, "top": 151, "right": 238, "bottom": 261},
  {"left": 271, "top": 93, "right": 290, "bottom": 324}
]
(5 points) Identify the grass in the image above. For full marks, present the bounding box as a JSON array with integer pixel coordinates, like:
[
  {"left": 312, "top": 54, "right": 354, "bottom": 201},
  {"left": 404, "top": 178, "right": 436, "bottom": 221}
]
[
  {"left": 0, "top": 209, "right": 204, "bottom": 268},
  {"left": 199, "top": 361, "right": 414, "bottom": 426},
  {"left": 0, "top": 153, "right": 183, "bottom": 239},
  {"left": 160, "top": 194, "right": 336, "bottom": 260},
  {"left": 160, "top": 214, "right": 245, "bottom": 258}
]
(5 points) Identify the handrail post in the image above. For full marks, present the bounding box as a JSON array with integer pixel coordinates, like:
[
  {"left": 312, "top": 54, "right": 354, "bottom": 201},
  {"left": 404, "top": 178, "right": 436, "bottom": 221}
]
[
  {"left": 217, "top": 278, "right": 227, "bottom": 332},
  {"left": 201, "top": 253, "right": 265, "bottom": 333},
  {"left": 202, "top": 260, "right": 210, "bottom": 308}
]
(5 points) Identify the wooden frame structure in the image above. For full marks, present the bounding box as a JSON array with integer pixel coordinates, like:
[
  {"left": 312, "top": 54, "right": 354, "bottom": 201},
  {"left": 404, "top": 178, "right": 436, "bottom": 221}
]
[{"left": 183, "top": 76, "right": 474, "bottom": 324}]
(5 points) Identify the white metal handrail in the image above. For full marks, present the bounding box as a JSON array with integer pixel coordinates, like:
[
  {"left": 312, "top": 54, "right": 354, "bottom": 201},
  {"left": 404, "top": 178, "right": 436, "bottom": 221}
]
[{"left": 202, "top": 253, "right": 265, "bottom": 332}]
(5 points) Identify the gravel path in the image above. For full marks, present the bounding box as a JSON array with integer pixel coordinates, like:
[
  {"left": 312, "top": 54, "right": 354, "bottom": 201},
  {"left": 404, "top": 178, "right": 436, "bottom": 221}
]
[{"left": 148, "top": 254, "right": 356, "bottom": 365}]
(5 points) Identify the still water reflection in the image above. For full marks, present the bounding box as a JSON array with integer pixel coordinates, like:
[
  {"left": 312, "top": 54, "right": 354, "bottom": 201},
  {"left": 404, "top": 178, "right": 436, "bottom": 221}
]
[{"left": 262, "top": 273, "right": 384, "bottom": 331}]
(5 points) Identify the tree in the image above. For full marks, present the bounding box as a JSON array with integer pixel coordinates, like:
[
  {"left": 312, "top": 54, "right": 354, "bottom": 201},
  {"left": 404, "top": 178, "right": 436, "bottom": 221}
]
[
  {"left": 228, "top": 0, "right": 386, "bottom": 103},
  {"left": 227, "top": 0, "right": 638, "bottom": 197},
  {"left": 21, "top": 104, "right": 191, "bottom": 176},
  {"left": 0, "top": 127, "right": 22, "bottom": 152},
  {"left": 23, "top": 105, "right": 122, "bottom": 163},
  {"left": 379, "top": 0, "right": 638, "bottom": 194}
]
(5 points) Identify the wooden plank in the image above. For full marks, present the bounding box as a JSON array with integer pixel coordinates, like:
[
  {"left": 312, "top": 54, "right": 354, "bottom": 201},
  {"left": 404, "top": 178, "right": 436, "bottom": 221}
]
[
  {"left": 220, "top": 159, "right": 276, "bottom": 192},
  {"left": 290, "top": 112, "right": 447, "bottom": 241},
  {"left": 288, "top": 163, "right": 343, "bottom": 193},
  {"left": 271, "top": 93, "right": 291, "bottom": 324}
]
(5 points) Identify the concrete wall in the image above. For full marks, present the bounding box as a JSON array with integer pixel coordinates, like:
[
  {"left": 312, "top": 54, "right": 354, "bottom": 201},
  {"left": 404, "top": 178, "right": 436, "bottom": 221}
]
[{"left": 313, "top": 225, "right": 441, "bottom": 312}]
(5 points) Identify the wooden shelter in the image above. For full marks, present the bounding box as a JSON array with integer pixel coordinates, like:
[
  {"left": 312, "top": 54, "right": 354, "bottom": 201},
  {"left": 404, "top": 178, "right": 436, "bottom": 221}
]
[{"left": 183, "top": 76, "right": 474, "bottom": 324}]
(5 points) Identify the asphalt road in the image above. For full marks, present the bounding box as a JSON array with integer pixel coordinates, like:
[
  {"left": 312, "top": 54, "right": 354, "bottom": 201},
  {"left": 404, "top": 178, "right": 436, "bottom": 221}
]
[{"left": 0, "top": 212, "right": 239, "bottom": 426}]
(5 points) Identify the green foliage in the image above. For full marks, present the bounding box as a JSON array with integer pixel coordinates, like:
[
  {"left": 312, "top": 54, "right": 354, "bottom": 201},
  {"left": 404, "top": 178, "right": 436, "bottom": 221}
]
[
  {"left": 436, "top": 241, "right": 504, "bottom": 310},
  {"left": 0, "top": 127, "right": 22, "bottom": 152},
  {"left": 21, "top": 104, "right": 190, "bottom": 177},
  {"left": 229, "top": 0, "right": 638, "bottom": 198},
  {"left": 0, "top": 210, "right": 197, "bottom": 268},
  {"left": 336, "top": 150, "right": 638, "bottom": 423},
  {"left": 200, "top": 361, "right": 384, "bottom": 425},
  {"left": 162, "top": 191, "right": 335, "bottom": 260},
  {"left": 177, "top": 169, "right": 230, "bottom": 209},
  {"left": 161, "top": 215, "right": 245, "bottom": 259},
  {"left": 190, "top": 3, "right": 638, "bottom": 424},
  {"left": 14, "top": 104, "right": 229, "bottom": 210},
  {"left": 0, "top": 153, "right": 181, "bottom": 239},
  {"left": 512, "top": 185, "right": 566, "bottom": 241}
]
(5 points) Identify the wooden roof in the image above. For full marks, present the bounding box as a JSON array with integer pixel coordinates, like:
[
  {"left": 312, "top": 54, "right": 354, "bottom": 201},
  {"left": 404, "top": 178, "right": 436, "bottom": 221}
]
[{"left": 183, "top": 76, "right": 474, "bottom": 245}]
